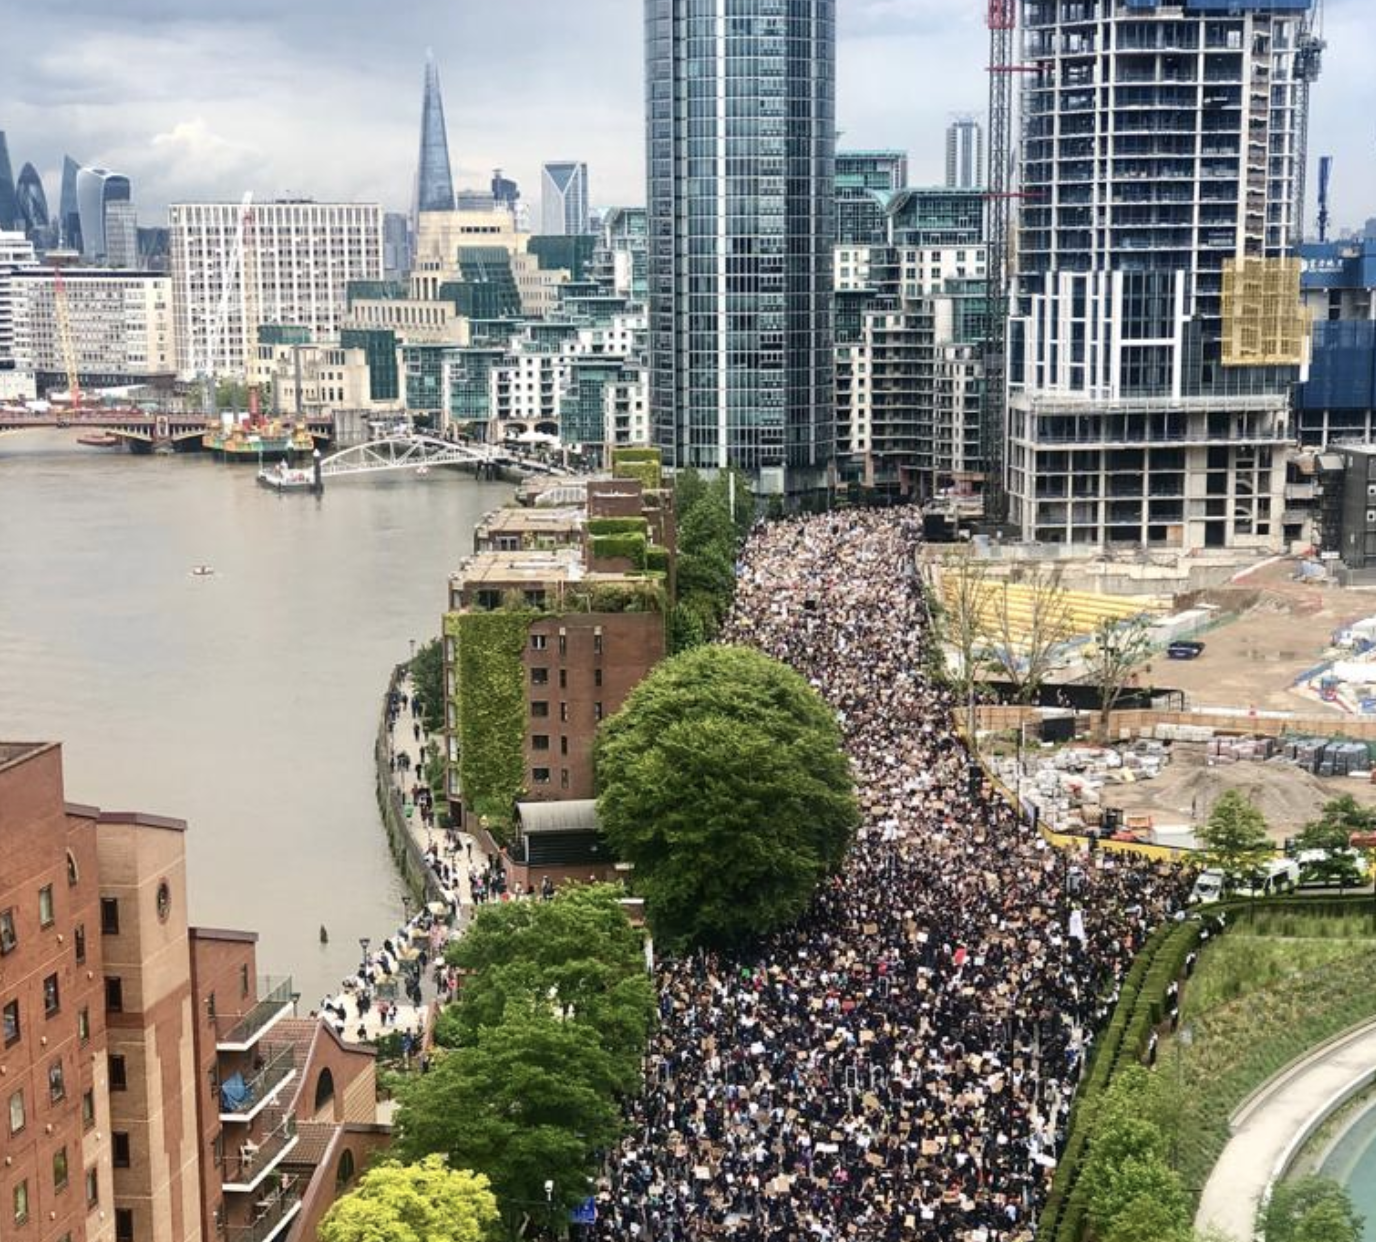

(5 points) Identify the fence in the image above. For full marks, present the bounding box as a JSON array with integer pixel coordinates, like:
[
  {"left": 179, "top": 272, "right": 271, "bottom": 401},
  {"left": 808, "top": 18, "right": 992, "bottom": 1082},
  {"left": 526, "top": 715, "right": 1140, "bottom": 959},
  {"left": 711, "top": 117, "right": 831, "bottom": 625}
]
[{"left": 373, "top": 662, "right": 442, "bottom": 906}]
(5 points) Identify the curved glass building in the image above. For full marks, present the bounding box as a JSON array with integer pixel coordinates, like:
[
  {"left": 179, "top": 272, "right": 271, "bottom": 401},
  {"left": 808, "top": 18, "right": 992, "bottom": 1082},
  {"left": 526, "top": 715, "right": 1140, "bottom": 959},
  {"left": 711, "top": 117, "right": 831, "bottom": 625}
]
[
  {"left": 75, "top": 166, "right": 135, "bottom": 266},
  {"left": 59, "top": 156, "right": 82, "bottom": 252},
  {"left": 16, "top": 163, "right": 49, "bottom": 235},
  {"left": 0, "top": 132, "right": 18, "bottom": 232}
]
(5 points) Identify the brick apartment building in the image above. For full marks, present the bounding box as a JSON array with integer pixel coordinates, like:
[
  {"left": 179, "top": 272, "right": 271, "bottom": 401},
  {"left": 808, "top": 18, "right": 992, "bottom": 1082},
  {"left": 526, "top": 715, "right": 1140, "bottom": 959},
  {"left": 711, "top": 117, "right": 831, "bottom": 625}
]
[
  {"left": 0, "top": 742, "right": 388, "bottom": 1242},
  {"left": 444, "top": 456, "right": 674, "bottom": 890}
]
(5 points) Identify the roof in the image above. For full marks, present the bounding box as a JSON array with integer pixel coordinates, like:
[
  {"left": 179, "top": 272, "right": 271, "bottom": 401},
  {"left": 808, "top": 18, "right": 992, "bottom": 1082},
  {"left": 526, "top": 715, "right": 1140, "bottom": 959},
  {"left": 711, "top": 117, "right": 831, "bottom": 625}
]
[
  {"left": 517, "top": 799, "right": 600, "bottom": 836},
  {"left": 450, "top": 547, "right": 584, "bottom": 588},
  {"left": 287, "top": 1121, "right": 339, "bottom": 1168},
  {"left": 478, "top": 506, "right": 585, "bottom": 536},
  {"left": 1318, "top": 453, "right": 1346, "bottom": 471},
  {"left": 0, "top": 741, "right": 52, "bottom": 771},
  {"left": 189, "top": 927, "right": 259, "bottom": 944}
]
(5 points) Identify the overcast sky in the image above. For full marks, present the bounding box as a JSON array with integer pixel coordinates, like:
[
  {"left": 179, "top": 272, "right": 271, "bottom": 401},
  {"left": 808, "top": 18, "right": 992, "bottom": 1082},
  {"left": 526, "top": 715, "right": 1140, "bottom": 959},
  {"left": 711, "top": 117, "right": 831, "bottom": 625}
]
[{"left": 3, "top": 0, "right": 1372, "bottom": 234}]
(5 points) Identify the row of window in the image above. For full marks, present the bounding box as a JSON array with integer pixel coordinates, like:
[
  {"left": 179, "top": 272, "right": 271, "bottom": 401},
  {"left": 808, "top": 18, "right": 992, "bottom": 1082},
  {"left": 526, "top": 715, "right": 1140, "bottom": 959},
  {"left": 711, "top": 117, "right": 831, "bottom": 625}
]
[
  {"left": 529, "top": 631, "right": 604, "bottom": 655},
  {"left": 11, "top": 1172, "right": 128, "bottom": 1237},
  {"left": 530, "top": 701, "right": 604, "bottom": 722},
  {"left": 530, "top": 667, "right": 603, "bottom": 688}
]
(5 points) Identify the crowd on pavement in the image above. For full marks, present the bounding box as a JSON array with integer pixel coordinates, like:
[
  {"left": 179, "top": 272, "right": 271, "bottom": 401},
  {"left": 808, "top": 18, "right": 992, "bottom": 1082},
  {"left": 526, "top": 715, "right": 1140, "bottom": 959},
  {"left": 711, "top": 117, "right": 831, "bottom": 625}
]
[{"left": 591, "top": 511, "right": 1189, "bottom": 1242}]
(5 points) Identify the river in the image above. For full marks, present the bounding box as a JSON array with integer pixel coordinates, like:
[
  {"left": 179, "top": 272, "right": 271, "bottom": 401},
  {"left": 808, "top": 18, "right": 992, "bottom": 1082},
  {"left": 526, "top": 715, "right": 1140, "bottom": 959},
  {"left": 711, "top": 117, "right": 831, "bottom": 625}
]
[{"left": 0, "top": 431, "right": 509, "bottom": 1005}]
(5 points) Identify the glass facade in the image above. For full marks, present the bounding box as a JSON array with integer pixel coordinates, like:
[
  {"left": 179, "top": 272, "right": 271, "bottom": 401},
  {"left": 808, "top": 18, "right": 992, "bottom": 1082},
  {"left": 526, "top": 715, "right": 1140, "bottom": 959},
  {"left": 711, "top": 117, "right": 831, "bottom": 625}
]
[
  {"left": 58, "top": 156, "right": 81, "bottom": 253},
  {"left": 835, "top": 150, "right": 907, "bottom": 246},
  {"left": 0, "top": 133, "right": 17, "bottom": 232},
  {"left": 16, "top": 163, "right": 48, "bottom": 236},
  {"left": 646, "top": 0, "right": 836, "bottom": 486},
  {"left": 340, "top": 328, "right": 401, "bottom": 402},
  {"left": 540, "top": 163, "right": 590, "bottom": 236},
  {"left": 414, "top": 56, "right": 456, "bottom": 215}
]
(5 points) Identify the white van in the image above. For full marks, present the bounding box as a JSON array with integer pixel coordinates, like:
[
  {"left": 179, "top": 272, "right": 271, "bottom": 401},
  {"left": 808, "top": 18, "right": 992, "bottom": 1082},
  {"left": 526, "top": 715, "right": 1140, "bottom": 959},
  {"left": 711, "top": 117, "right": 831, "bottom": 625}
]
[
  {"left": 1189, "top": 869, "right": 1226, "bottom": 905},
  {"left": 1232, "top": 858, "right": 1301, "bottom": 899}
]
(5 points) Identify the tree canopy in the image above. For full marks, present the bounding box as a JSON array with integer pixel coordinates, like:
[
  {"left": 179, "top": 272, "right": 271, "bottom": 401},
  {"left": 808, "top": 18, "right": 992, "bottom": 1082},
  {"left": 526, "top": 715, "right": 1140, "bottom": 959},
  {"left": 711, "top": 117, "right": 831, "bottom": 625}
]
[
  {"left": 393, "top": 1002, "right": 623, "bottom": 1237},
  {"left": 317, "top": 1155, "right": 499, "bottom": 1242},
  {"left": 1295, "top": 795, "right": 1372, "bottom": 888},
  {"left": 410, "top": 638, "right": 445, "bottom": 736},
  {"left": 1085, "top": 615, "right": 1155, "bottom": 741},
  {"left": 1199, "top": 790, "right": 1274, "bottom": 885},
  {"left": 435, "top": 884, "right": 653, "bottom": 1088},
  {"left": 595, "top": 644, "right": 858, "bottom": 948},
  {"left": 670, "top": 468, "right": 751, "bottom": 652},
  {"left": 1262, "top": 1175, "right": 1365, "bottom": 1242}
]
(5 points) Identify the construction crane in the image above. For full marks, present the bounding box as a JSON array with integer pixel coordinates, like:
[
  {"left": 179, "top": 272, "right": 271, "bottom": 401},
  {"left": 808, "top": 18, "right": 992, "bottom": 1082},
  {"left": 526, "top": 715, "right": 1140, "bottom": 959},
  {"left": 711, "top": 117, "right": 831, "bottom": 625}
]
[
  {"left": 51, "top": 264, "right": 81, "bottom": 415},
  {"left": 201, "top": 191, "right": 253, "bottom": 419},
  {"left": 1292, "top": 0, "right": 1325, "bottom": 245},
  {"left": 239, "top": 197, "right": 262, "bottom": 422},
  {"left": 1317, "top": 155, "right": 1333, "bottom": 243},
  {"left": 981, "top": 0, "right": 1018, "bottom": 524}
]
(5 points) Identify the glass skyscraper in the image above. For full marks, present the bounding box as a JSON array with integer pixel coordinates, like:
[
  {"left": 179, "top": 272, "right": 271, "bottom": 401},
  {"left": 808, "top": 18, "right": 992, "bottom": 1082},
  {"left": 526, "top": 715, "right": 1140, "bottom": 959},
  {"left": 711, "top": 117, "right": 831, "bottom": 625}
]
[
  {"left": 414, "top": 54, "right": 456, "bottom": 219},
  {"left": 646, "top": 0, "right": 836, "bottom": 490}
]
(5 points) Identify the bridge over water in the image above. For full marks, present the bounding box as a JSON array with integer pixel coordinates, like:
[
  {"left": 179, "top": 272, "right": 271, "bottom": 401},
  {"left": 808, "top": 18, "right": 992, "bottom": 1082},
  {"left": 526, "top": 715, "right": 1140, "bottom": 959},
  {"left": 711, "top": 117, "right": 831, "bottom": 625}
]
[
  {"left": 0, "top": 410, "right": 334, "bottom": 451},
  {"left": 317, "top": 434, "right": 574, "bottom": 482}
]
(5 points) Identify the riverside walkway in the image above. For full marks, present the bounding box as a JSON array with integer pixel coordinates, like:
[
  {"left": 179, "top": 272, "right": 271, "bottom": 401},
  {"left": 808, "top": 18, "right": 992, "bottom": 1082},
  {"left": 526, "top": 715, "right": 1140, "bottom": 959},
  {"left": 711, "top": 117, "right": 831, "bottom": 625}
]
[{"left": 1195, "top": 1018, "right": 1376, "bottom": 1239}]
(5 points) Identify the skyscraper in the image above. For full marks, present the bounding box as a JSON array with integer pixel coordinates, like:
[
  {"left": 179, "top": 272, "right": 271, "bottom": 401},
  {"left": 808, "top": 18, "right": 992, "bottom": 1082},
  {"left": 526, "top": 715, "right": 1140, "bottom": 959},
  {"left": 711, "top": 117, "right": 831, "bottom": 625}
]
[
  {"left": 1007, "top": 0, "right": 1320, "bottom": 551},
  {"left": 75, "top": 166, "right": 135, "bottom": 266},
  {"left": 835, "top": 149, "right": 908, "bottom": 246},
  {"left": 540, "top": 162, "right": 589, "bottom": 236},
  {"left": 646, "top": 0, "right": 836, "bottom": 490},
  {"left": 0, "top": 133, "right": 18, "bottom": 231},
  {"left": 58, "top": 156, "right": 81, "bottom": 252},
  {"left": 414, "top": 53, "right": 456, "bottom": 221},
  {"left": 15, "top": 163, "right": 48, "bottom": 237},
  {"left": 945, "top": 117, "right": 983, "bottom": 189}
]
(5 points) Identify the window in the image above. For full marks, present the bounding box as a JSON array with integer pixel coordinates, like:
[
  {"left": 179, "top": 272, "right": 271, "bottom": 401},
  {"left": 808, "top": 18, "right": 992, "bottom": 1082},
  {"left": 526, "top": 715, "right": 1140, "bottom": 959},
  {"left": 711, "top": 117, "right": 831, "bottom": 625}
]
[
  {"left": 9, "top": 1089, "right": 24, "bottom": 1134},
  {"left": 66, "top": 850, "right": 79, "bottom": 886},
  {"left": 530, "top": 634, "right": 547, "bottom": 651},
  {"left": 3, "top": 999, "right": 19, "bottom": 1046},
  {"left": 239, "top": 963, "right": 249, "bottom": 997},
  {"left": 559, "top": 703, "right": 568, "bottom": 723},
  {"left": 105, "top": 977, "right": 123, "bottom": 1013},
  {"left": 39, "top": 885, "right": 54, "bottom": 928},
  {"left": 81, "top": 1089, "right": 95, "bottom": 1130},
  {"left": 100, "top": 897, "right": 120, "bottom": 935},
  {"left": 0, "top": 908, "right": 15, "bottom": 954},
  {"left": 594, "top": 669, "right": 603, "bottom": 688},
  {"left": 559, "top": 669, "right": 567, "bottom": 689},
  {"left": 593, "top": 631, "right": 603, "bottom": 655},
  {"left": 530, "top": 700, "right": 549, "bottom": 718},
  {"left": 74, "top": 924, "right": 86, "bottom": 964},
  {"left": 85, "top": 1167, "right": 98, "bottom": 1208},
  {"left": 560, "top": 736, "right": 568, "bottom": 755},
  {"left": 156, "top": 882, "right": 171, "bottom": 922},
  {"left": 14, "top": 1179, "right": 28, "bottom": 1226},
  {"left": 594, "top": 702, "right": 604, "bottom": 722},
  {"left": 108, "top": 1054, "right": 127, "bottom": 1091},
  {"left": 49, "top": 1059, "right": 65, "bottom": 1103},
  {"left": 531, "top": 735, "right": 550, "bottom": 751},
  {"left": 560, "top": 769, "right": 570, "bottom": 790},
  {"left": 558, "top": 630, "right": 567, "bottom": 656},
  {"left": 116, "top": 1208, "right": 134, "bottom": 1242},
  {"left": 78, "top": 1007, "right": 90, "bottom": 1045},
  {"left": 530, "top": 667, "right": 549, "bottom": 686},
  {"left": 532, "top": 768, "right": 551, "bottom": 784},
  {"left": 112, "top": 1133, "right": 130, "bottom": 1169},
  {"left": 53, "top": 1146, "right": 69, "bottom": 1191},
  {"left": 44, "top": 973, "right": 60, "bottom": 1017}
]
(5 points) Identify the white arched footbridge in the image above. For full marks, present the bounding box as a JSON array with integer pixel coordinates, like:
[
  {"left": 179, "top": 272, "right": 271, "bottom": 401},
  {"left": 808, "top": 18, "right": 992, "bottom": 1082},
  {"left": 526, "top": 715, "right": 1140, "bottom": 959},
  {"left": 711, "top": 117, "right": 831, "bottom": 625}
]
[{"left": 318, "top": 434, "right": 573, "bottom": 481}]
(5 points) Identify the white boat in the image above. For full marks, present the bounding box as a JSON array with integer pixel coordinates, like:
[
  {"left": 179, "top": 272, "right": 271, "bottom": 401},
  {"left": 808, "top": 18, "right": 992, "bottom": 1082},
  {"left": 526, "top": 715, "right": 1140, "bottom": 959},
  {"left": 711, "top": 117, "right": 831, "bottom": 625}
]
[
  {"left": 415, "top": 464, "right": 430, "bottom": 477},
  {"left": 257, "top": 461, "right": 316, "bottom": 492},
  {"left": 190, "top": 565, "right": 215, "bottom": 578}
]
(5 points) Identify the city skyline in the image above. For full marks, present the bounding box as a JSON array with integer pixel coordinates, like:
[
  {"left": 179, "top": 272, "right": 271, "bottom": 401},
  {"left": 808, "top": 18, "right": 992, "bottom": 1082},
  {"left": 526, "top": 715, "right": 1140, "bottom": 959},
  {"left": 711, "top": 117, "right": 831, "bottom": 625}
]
[{"left": 3, "top": 0, "right": 1368, "bottom": 231}]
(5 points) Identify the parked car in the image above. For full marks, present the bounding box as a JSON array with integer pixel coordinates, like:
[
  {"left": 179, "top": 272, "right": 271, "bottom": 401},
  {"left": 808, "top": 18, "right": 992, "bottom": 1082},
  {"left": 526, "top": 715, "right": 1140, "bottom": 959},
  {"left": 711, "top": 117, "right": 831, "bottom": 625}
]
[{"left": 1167, "top": 641, "right": 1206, "bottom": 660}]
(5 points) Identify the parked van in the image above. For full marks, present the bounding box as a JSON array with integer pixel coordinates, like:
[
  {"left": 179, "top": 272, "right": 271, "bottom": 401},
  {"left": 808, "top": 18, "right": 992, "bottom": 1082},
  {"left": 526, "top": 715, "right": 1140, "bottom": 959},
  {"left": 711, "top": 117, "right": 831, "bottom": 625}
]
[
  {"left": 1189, "top": 869, "right": 1227, "bottom": 905},
  {"left": 1232, "top": 858, "right": 1301, "bottom": 898}
]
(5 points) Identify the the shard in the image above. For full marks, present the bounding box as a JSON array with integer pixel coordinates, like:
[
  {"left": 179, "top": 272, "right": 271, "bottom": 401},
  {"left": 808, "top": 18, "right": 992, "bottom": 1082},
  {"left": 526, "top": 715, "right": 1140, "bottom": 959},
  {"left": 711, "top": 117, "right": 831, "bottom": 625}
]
[
  {"left": 413, "top": 53, "right": 455, "bottom": 219},
  {"left": 0, "top": 132, "right": 18, "bottom": 231}
]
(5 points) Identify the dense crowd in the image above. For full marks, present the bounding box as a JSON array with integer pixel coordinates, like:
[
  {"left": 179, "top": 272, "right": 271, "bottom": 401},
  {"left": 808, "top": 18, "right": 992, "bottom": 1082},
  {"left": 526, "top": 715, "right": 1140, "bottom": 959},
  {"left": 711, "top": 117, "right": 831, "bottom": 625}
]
[{"left": 592, "top": 510, "right": 1188, "bottom": 1242}]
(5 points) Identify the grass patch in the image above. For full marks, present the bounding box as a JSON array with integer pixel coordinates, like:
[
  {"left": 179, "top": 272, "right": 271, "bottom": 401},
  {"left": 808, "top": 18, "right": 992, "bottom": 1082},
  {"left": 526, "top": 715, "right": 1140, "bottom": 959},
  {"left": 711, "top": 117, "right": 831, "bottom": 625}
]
[{"left": 1166, "top": 944, "right": 1376, "bottom": 1200}]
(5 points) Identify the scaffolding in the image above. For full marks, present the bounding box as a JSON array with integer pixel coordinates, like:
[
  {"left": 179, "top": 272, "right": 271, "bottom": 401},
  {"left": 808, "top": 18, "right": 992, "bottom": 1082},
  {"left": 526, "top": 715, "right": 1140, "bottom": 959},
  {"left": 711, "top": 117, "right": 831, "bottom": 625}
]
[{"left": 1221, "top": 257, "right": 1311, "bottom": 367}]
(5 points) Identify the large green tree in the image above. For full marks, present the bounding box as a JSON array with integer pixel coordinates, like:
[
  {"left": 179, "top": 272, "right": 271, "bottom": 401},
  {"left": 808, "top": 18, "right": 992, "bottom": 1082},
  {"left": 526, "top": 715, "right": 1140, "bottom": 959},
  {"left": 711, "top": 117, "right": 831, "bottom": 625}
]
[
  {"left": 393, "top": 1003, "right": 623, "bottom": 1237},
  {"left": 317, "top": 1155, "right": 499, "bottom": 1242},
  {"left": 596, "top": 644, "right": 858, "bottom": 948},
  {"left": 1295, "top": 795, "right": 1372, "bottom": 889},
  {"left": 1199, "top": 790, "right": 1274, "bottom": 887},
  {"left": 1262, "top": 1176, "right": 1364, "bottom": 1242},
  {"left": 435, "top": 885, "right": 653, "bottom": 1087},
  {"left": 410, "top": 638, "right": 445, "bottom": 736},
  {"left": 669, "top": 467, "right": 751, "bottom": 652}
]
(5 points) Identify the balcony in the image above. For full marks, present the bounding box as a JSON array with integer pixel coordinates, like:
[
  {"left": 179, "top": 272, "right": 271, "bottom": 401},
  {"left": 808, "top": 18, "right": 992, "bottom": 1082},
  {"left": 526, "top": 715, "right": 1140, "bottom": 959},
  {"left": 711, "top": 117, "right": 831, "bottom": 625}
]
[
  {"left": 222, "top": 1116, "right": 299, "bottom": 1194},
  {"left": 215, "top": 978, "right": 295, "bottom": 1053},
  {"left": 225, "top": 1181, "right": 302, "bottom": 1242},
  {"left": 219, "top": 1045, "right": 298, "bottom": 1123}
]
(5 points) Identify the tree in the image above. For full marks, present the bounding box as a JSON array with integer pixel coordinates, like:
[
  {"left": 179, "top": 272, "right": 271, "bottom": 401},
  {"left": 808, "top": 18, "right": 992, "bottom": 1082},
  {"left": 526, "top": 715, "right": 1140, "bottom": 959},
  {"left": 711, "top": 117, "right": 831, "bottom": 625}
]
[
  {"left": 1199, "top": 790, "right": 1274, "bottom": 888},
  {"left": 935, "top": 554, "right": 994, "bottom": 729},
  {"left": 986, "top": 568, "right": 1075, "bottom": 703},
  {"left": 596, "top": 645, "right": 858, "bottom": 948},
  {"left": 670, "top": 470, "right": 743, "bottom": 652},
  {"left": 1295, "top": 795, "right": 1372, "bottom": 889},
  {"left": 436, "top": 885, "right": 653, "bottom": 1088},
  {"left": 318, "top": 1155, "right": 499, "bottom": 1242},
  {"left": 1086, "top": 615, "right": 1156, "bottom": 741},
  {"left": 1262, "top": 1176, "right": 1364, "bottom": 1242},
  {"left": 410, "top": 638, "right": 445, "bottom": 736},
  {"left": 394, "top": 1002, "right": 624, "bottom": 1238}
]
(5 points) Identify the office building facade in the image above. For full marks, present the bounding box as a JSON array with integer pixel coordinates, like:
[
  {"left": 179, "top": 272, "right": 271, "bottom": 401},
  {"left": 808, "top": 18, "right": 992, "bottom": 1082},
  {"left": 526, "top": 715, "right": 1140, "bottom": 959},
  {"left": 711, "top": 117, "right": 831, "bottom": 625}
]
[
  {"left": 0, "top": 133, "right": 17, "bottom": 232},
  {"left": 540, "top": 163, "right": 590, "bottom": 236},
  {"left": 835, "top": 150, "right": 908, "bottom": 246},
  {"left": 75, "top": 168, "right": 136, "bottom": 268},
  {"left": 168, "top": 201, "right": 384, "bottom": 377},
  {"left": 646, "top": 0, "right": 836, "bottom": 490},
  {"left": 1007, "top": 0, "right": 1319, "bottom": 551},
  {"left": 945, "top": 117, "right": 984, "bottom": 190}
]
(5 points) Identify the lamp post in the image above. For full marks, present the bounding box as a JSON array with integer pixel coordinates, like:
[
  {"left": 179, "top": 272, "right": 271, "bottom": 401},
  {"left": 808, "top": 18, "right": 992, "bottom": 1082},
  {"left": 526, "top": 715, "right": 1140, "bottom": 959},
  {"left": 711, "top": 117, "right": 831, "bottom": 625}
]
[
  {"left": 358, "top": 937, "right": 370, "bottom": 973},
  {"left": 409, "top": 637, "right": 416, "bottom": 662}
]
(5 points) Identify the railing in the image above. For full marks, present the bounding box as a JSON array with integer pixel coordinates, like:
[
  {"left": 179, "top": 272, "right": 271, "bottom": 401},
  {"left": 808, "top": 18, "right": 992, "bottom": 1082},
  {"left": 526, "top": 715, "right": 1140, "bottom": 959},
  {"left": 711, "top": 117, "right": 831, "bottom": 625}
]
[
  {"left": 225, "top": 1181, "right": 302, "bottom": 1242},
  {"left": 223, "top": 1116, "right": 298, "bottom": 1190},
  {"left": 219, "top": 1044, "right": 297, "bottom": 1119},
  {"left": 215, "top": 979, "right": 294, "bottom": 1049}
]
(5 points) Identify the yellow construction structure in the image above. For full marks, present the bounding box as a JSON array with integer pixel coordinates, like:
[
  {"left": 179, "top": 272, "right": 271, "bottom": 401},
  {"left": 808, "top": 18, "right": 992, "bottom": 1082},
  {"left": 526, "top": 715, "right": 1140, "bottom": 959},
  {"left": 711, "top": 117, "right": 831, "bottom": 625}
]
[{"left": 1220, "top": 256, "right": 1310, "bottom": 367}]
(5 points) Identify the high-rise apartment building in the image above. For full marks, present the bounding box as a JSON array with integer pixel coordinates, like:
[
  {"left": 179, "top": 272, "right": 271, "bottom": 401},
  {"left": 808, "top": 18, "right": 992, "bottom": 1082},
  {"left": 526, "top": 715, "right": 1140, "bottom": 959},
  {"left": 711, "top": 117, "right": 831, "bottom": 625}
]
[
  {"left": 414, "top": 54, "right": 455, "bottom": 222},
  {"left": 0, "top": 742, "right": 388, "bottom": 1242},
  {"left": 835, "top": 150, "right": 909, "bottom": 246},
  {"left": 168, "top": 200, "right": 383, "bottom": 377},
  {"left": 646, "top": 0, "right": 836, "bottom": 491},
  {"left": 540, "top": 163, "right": 589, "bottom": 236},
  {"left": 1007, "top": 0, "right": 1320, "bottom": 551},
  {"left": 945, "top": 117, "right": 984, "bottom": 190},
  {"left": 0, "top": 230, "right": 38, "bottom": 399}
]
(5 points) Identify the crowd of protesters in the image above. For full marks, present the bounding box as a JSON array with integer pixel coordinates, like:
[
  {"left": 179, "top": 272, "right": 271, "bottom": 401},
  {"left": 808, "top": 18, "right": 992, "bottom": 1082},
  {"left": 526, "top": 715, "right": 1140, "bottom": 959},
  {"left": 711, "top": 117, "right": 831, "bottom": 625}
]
[{"left": 591, "top": 510, "right": 1189, "bottom": 1242}]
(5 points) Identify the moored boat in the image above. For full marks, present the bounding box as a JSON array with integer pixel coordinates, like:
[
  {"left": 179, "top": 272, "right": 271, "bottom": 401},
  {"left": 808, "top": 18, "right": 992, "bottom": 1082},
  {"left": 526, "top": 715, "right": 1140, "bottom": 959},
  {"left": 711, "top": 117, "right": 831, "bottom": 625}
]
[
  {"left": 76, "top": 432, "right": 121, "bottom": 448},
  {"left": 257, "top": 461, "right": 317, "bottom": 492}
]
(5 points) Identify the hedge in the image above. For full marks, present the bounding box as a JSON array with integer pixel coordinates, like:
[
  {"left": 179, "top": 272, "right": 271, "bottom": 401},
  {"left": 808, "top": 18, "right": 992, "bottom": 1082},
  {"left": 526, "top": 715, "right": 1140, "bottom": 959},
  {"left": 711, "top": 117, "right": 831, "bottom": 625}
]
[
  {"left": 646, "top": 544, "right": 670, "bottom": 574},
  {"left": 591, "top": 531, "right": 648, "bottom": 568},
  {"left": 587, "top": 517, "right": 649, "bottom": 537},
  {"left": 611, "top": 447, "right": 664, "bottom": 493},
  {"left": 450, "top": 609, "right": 538, "bottom": 842}
]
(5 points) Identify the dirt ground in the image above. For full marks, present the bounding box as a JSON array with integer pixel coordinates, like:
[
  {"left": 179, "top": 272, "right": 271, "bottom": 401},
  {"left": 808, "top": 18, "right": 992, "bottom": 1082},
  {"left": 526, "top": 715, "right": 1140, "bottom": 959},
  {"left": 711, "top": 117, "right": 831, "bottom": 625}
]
[
  {"left": 1154, "top": 559, "right": 1376, "bottom": 715},
  {"left": 1099, "top": 741, "right": 1376, "bottom": 842}
]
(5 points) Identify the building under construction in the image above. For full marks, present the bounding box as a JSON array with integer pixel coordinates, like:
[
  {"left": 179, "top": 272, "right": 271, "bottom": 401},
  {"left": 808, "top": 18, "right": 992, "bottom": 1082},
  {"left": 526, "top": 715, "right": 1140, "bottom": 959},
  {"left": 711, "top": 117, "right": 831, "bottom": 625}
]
[{"left": 1004, "top": 0, "right": 1322, "bottom": 552}]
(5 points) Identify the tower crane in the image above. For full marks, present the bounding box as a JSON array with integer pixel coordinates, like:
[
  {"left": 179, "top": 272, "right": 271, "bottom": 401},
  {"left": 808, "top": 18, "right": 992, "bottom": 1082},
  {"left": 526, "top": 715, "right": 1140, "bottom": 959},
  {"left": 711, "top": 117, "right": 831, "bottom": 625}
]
[{"left": 52, "top": 264, "right": 81, "bottom": 415}]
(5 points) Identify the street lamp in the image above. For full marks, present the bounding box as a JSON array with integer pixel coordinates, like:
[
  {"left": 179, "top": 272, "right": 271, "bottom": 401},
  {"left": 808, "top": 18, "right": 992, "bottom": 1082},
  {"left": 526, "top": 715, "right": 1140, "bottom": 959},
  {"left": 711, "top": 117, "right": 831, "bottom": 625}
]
[
  {"left": 409, "top": 637, "right": 417, "bottom": 662},
  {"left": 358, "top": 937, "right": 370, "bottom": 972}
]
